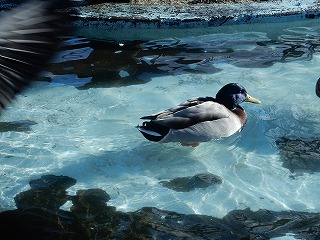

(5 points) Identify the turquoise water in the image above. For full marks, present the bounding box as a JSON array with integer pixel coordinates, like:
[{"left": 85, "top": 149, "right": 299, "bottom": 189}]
[{"left": 0, "top": 18, "right": 320, "bottom": 220}]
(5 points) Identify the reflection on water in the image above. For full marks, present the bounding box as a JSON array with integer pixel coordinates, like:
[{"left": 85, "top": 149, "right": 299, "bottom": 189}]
[
  {"left": 1, "top": 19, "right": 320, "bottom": 239},
  {"left": 44, "top": 25, "right": 320, "bottom": 89},
  {"left": 45, "top": 38, "right": 147, "bottom": 88}
]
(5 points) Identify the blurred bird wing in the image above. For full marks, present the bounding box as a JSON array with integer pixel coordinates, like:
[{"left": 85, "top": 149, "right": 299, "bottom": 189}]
[{"left": 0, "top": 0, "right": 68, "bottom": 110}]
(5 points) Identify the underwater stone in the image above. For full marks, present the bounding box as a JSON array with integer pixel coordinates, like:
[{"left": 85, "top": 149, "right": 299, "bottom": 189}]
[
  {"left": 0, "top": 208, "right": 89, "bottom": 240},
  {"left": 76, "top": 189, "right": 111, "bottom": 203},
  {"left": 132, "top": 207, "right": 239, "bottom": 239},
  {"left": 160, "top": 173, "right": 223, "bottom": 192},
  {"left": 70, "top": 188, "right": 113, "bottom": 216},
  {"left": 14, "top": 175, "right": 76, "bottom": 211},
  {"left": 130, "top": 207, "right": 320, "bottom": 239},
  {"left": 0, "top": 120, "right": 37, "bottom": 132},
  {"left": 223, "top": 208, "right": 320, "bottom": 239},
  {"left": 276, "top": 137, "right": 320, "bottom": 173},
  {"left": 29, "top": 175, "right": 77, "bottom": 190},
  {"left": 2, "top": 204, "right": 320, "bottom": 240},
  {"left": 3, "top": 175, "right": 320, "bottom": 239},
  {"left": 0, "top": 174, "right": 320, "bottom": 240},
  {"left": 70, "top": 189, "right": 128, "bottom": 239}
]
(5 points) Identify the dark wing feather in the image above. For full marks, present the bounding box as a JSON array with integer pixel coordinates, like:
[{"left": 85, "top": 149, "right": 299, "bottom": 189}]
[{"left": 0, "top": 0, "right": 69, "bottom": 110}]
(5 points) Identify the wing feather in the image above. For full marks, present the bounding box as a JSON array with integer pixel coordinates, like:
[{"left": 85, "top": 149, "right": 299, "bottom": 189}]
[
  {"left": 154, "top": 101, "right": 231, "bottom": 129},
  {"left": 0, "top": 0, "right": 69, "bottom": 110},
  {"left": 140, "top": 96, "right": 216, "bottom": 120}
]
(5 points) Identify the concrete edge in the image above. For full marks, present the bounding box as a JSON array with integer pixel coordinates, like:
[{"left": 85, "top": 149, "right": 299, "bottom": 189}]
[{"left": 66, "top": 0, "right": 320, "bottom": 30}]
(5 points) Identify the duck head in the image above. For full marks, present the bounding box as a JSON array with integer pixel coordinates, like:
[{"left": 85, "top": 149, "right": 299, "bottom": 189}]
[{"left": 215, "top": 83, "right": 261, "bottom": 110}]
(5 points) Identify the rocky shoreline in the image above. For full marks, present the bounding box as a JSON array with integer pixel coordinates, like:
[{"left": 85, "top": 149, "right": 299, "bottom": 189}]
[
  {"left": 60, "top": 0, "right": 320, "bottom": 41},
  {"left": 93, "top": 0, "right": 274, "bottom": 4},
  {"left": 1, "top": 1, "right": 320, "bottom": 38}
]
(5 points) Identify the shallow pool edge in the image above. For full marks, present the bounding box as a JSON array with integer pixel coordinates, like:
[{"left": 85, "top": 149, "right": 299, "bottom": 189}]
[{"left": 65, "top": 0, "right": 320, "bottom": 40}]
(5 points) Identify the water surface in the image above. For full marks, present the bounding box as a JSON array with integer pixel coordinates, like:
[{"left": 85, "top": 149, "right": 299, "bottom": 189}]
[{"left": 0, "top": 18, "right": 320, "bottom": 220}]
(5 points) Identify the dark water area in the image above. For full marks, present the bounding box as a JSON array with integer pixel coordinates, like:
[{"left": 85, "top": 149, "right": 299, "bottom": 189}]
[{"left": 42, "top": 28, "right": 320, "bottom": 90}]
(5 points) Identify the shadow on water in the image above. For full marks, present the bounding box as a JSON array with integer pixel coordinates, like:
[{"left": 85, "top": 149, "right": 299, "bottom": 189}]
[
  {"left": 40, "top": 32, "right": 320, "bottom": 89},
  {"left": 1, "top": 174, "right": 320, "bottom": 240}
]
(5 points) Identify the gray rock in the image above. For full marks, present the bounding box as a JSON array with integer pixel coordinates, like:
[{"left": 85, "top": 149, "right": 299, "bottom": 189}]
[
  {"left": 276, "top": 137, "right": 320, "bottom": 174},
  {"left": 160, "top": 173, "right": 223, "bottom": 192}
]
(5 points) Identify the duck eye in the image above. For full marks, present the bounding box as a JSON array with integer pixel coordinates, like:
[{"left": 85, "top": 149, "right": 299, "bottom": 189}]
[{"left": 239, "top": 89, "right": 245, "bottom": 94}]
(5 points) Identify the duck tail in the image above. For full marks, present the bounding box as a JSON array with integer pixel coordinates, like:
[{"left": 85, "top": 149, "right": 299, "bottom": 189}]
[{"left": 136, "top": 121, "right": 169, "bottom": 142}]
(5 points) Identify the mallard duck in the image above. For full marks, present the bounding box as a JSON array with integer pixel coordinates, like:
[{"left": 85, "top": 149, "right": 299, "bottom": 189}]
[
  {"left": 137, "top": 83, "right": 260, "bottom": 146},
  {"left": 0, "top": 0, "right": 70, "bottom": 111}
]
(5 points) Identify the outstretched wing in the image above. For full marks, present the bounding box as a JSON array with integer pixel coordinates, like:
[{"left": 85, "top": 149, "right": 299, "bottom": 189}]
[{"left": 0, "top": 0, "right": 69, "bottom": 110}]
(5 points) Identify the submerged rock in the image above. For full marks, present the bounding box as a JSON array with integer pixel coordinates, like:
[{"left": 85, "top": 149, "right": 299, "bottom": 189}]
[
  {"left": 70, "top": 189, "right": 125, "bottom": 239},
  {"left": 132, "top": 207, "right": 320, "bottom": 239},
  {"left": 276, "top": 137, "right": 320, "bottom": 174},
  {"left": 0, "top": 208, "right": 88, "bottom": 240},
  {"left": 0, "top": 120, "right": 37, "bottom": 132},
  {"left": 14, "top": 175, "right": 77, "bottom": 211},
  {"left": 160, "top": 173, "right": 223, "bottom": 192},
  {"left": 71, "top": 188, "right": 114, "bottom": 219},
  {"left": 2, "top": 174, "right": 320, "bottom": 239},
  {"left": 29, "top": 175, "right": 77, "bottom": 190},
  {"left": 223, "top": 208, "right": 320, "bottom": 239}
]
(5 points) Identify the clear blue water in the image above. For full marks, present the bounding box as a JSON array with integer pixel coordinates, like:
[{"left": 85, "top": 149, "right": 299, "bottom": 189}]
[{"left": 0, "top": 18, "right": 320, "bottom": 220}]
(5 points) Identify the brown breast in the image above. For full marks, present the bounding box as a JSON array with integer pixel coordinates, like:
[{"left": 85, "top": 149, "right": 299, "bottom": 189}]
[{"left": 232, "top": 108, "right": 247, "bottom": 126}]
